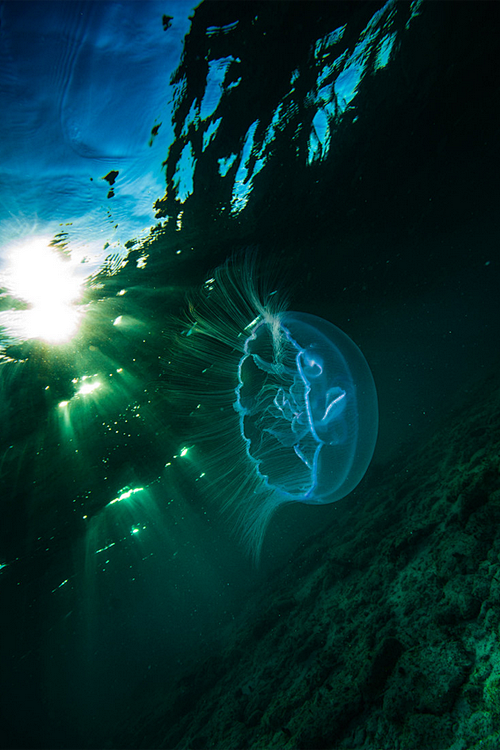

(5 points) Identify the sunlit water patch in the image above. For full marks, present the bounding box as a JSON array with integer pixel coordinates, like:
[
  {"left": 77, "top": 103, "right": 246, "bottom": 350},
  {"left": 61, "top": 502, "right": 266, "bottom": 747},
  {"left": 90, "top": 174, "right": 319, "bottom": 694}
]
[
  {"left": 0, "top": 235, "right": 85, "bottom": 343},
  {"left": 0, "top": 1, "right": 199, "bottom": 302}
]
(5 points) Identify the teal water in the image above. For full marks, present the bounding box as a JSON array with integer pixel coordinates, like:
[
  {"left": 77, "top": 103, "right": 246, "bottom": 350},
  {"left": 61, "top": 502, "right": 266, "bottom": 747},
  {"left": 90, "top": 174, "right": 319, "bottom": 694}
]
[{"left": 1, "top": 2, "right": 499, "bottom": 748}]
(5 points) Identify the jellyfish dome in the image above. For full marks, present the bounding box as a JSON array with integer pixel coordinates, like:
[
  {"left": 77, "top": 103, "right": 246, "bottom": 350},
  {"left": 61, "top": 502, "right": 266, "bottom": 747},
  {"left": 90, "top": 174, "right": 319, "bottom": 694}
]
[{"left": 168, "top": 255, "right": 378, "bottom": 562}]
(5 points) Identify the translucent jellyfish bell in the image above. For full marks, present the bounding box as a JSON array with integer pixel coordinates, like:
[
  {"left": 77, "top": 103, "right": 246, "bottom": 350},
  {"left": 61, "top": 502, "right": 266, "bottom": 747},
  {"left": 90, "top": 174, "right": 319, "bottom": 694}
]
[
  {"left": 168, "top": 255, "right": 378, "bottom": 562},
  {"left": 236, "top": 310, "right": 377, "bottom": 503}
]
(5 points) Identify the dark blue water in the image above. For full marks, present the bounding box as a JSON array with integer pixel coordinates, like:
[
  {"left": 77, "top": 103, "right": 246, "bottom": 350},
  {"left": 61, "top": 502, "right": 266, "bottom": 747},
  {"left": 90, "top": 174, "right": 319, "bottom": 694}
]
[{"left": 1, "top": 1, "right": 499, "bottom": 747}]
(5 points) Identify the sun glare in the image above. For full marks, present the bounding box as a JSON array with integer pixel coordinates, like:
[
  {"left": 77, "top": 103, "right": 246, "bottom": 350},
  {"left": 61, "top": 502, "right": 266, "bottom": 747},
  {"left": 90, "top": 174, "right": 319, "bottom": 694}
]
[
  {"left": 3, "top": 237, "right": 84, "bottom": 343},
  {"left": 77, "top": 380, "right": 101, "bottom": 396}
]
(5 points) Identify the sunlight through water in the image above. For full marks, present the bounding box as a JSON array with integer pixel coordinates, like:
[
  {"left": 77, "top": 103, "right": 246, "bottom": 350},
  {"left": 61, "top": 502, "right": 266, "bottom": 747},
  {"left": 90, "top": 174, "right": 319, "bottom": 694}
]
[{"left": 1, "top": 237, "right": 84, "bottom": 343}]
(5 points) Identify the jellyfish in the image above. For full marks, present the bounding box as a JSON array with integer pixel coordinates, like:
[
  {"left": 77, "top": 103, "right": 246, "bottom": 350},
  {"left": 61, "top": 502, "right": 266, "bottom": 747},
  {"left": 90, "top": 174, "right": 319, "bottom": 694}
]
[{"left": 167, "top": 254, "right": 378, "bottom": 562}]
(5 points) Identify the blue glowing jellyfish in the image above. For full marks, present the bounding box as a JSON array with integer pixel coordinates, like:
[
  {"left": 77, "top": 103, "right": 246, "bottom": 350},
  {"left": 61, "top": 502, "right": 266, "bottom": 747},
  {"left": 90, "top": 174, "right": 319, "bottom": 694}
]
[{"left": 169, "top": 255, "right": 378, "bottom": 562}]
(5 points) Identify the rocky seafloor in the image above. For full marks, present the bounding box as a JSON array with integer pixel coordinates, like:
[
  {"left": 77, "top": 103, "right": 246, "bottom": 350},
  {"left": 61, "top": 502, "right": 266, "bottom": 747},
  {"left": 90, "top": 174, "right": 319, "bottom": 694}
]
[{"left": 115, "top": 366, "right": 500, "bottom": 749}]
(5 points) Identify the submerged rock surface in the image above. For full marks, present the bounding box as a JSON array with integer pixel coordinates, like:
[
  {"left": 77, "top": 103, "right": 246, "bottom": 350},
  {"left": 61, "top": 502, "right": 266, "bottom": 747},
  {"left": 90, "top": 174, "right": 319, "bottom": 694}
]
[{"left": 115, "top": 367, "right": 500, "bottom": 748}]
